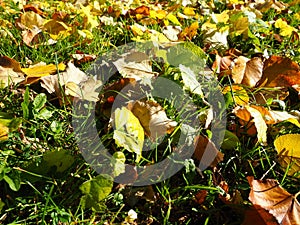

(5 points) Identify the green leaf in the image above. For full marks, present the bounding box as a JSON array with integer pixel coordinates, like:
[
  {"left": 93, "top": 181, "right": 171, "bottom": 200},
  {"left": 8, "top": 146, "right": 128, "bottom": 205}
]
[
  {"left": 33, "top": 93, "right": 47, "bottom": 112},
  {"left": 36, "top": 108, "right": 53, "bottom": 120},
  {"left": 22, "top": 86, "right": 30, "bottom": 119},
  {"left": 79, "top": 175, "right": 113, "bottom": 211},
  {"left": 43, "top": 149, "right": 75, "bottom": 173},
  {"left": 3, "top": 171, "right": 21, "bottom": 191},
  {"left": 113, "top": 107, "right": 144, "bottom": 162},
  {"left": 0, "top": 198, "right": 5, "bottom": 213},
  {"left": 221, "top": 130, "right": 240, "bottom": 150}
]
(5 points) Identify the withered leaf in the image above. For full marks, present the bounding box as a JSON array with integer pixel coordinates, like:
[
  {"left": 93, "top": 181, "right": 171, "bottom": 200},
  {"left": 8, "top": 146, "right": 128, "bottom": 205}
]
[{"left": 248, "top": 176, "right": 300, "bottom": 225}]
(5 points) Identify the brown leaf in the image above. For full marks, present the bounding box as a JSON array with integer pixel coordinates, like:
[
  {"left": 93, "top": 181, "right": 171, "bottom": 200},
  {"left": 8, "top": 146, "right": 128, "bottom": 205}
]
[
  {"left": 257, "top": 56, "right": 300, "bottom": 88},
  {"left": 231, "top": 56, "right": 263, "bottom": 87},
  {"left": 0, "top": 56, "right": 22, "bottom": 72},
  {"left": 193, "top": 135, "right": 224, "bottom": 168},
  {"left": 195, "top": 190, "right": 208, "bottom": 205},
  {"left": 242, "top": 206, "right": 279, "bottom": 225},
  {"left": 128, "top": 100, "right": 177, "bottom": 140},
  {"left": 23, "top": 4, "right": 44, "bottom": 16},
  {"left": 129, "top": 5, "right": 150, "bottom": 16},
  {"left": 248, "top": 176, "right": 300, "bottom": 225}
]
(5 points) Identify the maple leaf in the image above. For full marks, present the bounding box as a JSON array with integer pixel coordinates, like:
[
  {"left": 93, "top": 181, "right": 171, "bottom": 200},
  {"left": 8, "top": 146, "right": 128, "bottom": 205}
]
[{"left": 248, "top": 176, "right": 300, "bottom": 225}]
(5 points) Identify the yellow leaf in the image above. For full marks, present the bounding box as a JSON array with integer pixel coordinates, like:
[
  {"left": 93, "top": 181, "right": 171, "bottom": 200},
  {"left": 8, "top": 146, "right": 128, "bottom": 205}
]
[
  {"left": 245, "top": 105, "right": 267, "bottom": 143},
  {"left": 286, "top": 118, "right": 300, "bottom": 128},
  {"left": 0, "top": 123, "right": 9, "bottom": 141},
  {"left": 274, "top": 134, "right": 300, "bottom": 177},
  {"left": 166, "top": 13, "right": 181, "bottom": 26},
  {"left": 222, "top": 85, "right": 249, "bottom": 106},
  {"left": 80, "top": 4, "right": 99, "bottom": 30},
  {"left": 183, "top": 7, "right": 195, "bottom": 16},
  {"left": 113, "top": 107, "right": 144, "bottom": 162},
  {"left": 20, "top": 11, "right": 45, "bottom": 29},
  {"left": 149, "top": 9, "right": 166, "bottom": 19},
  {"left": 275, "top": 18, "right": 296, "bottom": 36},
  {"left": 214, "top": 11, "right": 229, "bottom": 24},
  {"left": 22, "top": 62, "right": 66, "bottom": 84},
  {"left": 231, "top": 17, "right": 249, "bottom": 38},
  {"left": 43, "top": 19, "right": 71, "bottom": 39}
]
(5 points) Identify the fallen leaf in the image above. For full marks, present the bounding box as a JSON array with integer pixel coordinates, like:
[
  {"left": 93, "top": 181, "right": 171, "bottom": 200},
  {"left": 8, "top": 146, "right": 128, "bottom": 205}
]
[
  {"left": 274, "top": 134, "right": 300, "bottom": 177},
  {"left": 231, "top": 56, "right": 263, "bottom": 87},
  {"left": 0, "top": 59, "right": 24, "bottom": 90},
  {"left": 0, "top": 56, "right": 22, "bottom": 72},
  {"left": 113, "top": 107, "right": 144, "bottom": 162},
  {"left": 19, "top": 11, "right": 45, "bottom": 29},
  {"left": 0, "top": 123, "right": 9, "bottom": 141},
  {"left": 22, "top": 62, "right": 66, "bottom": 84},
  {"left": 128, "top": 100, "right": 178, "bottom": 140},
  {"left": 178, "top": 21, "right": 199, "bottom": 40},
  {"left": 43, "top": 19, "right": 71, "bottom": 39},
  {"left": 162, "top": 25, "right": 181, "bottom": 41},
  {"left": 242, "top": 206, "right": 279, "bottom": 225},
  {"left": 257, "top": 56, "right": 300, "bottom": 88},
  {"left": 248, "top": 176, "right": 300, "bottom": 225},
  {"left": 195, "top": 190, "right": 208, "bottom": 205},
  {"left": 234, "top": 105, "right": 267, "bottom": 143},
  {"left": 194, "top": 135, "right": 224, "bottom": 168},
  {"left": 179, "top": 64, "right": 204, "bottom": 97},
  {"left": 222, "top": 85, "right": 250, "bottom": 106},
  {"left": 80, "top": 175, "right": 113, "bottom": 211},
  {"left": 113, "top": 51, "right": 158, "bottom": 85}
]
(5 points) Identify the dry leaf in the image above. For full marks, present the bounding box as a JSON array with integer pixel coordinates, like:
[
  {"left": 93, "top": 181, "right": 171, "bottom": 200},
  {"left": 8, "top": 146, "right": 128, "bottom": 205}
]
[
  {"left": 128, "top": 100, "right": 177, "bottom": 140},
  {"left": 178, "top": 21, "right": 199, "bottom": 40},
  {"left": 0, "top": 56, "right": 22, "bottom": 72},
  {"left": 234, "top": 105, "right": 267, "bottom": 143},
  {"left": 19, "top": 11, "right": 45, "bottom": 29},
  {"left": 0, "top": 56, "right": 24, "bottom": 87},
  {"left": 222, "top": 85, "right": 250, "bottom": 106},
  {"left": 257, "top": 56, "right": 300, "bottom": 88},
  {"left": 274, "top": 134, "right": 300, "bottom": 177},
  {"left": 194, "top": 135, "right": 224, "bottom": 168},
  {"left": 231, "top": 56, "right": 263, "bottom": 87},
  {"left": 113, "top": 52, "right": 158, "bottom": 84},
  {"left": 40, "top": 62, "right": 99, "bottom": 103},
  {"left": 248, "top": 176, "right": 300, "bottom": 225},
  {"left": 22, "top": 62, "right": 66, "bottom": 84},
  {"left": 242, "top": 206, "right": 279, "bottom": 225}
]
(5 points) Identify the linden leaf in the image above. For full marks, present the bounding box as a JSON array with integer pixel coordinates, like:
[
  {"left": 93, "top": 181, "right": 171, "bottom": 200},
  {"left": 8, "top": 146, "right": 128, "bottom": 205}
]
[
  {"left": 80, "top": 175, "right": 113, "bottom": 211},
  {"left": 0, "top": 56, "right": 24, "bottom": 88},
  {"left": 194, "top": 135, "right": 224, "bottom": 169},
  {"left": 274, "top": 134, "right": 300, "bottom": 177},
  {"left": 166, "top": 13, "right": 181, "bottom": 26},
  {"left": 43, "top": 19, "right": 71, "bottom": 40},
  {"left": 222, "top": 85, "right": 249, "bottom": 106},
  {"left": 257, "top": 56, "right": 300, "bottom": 88},
  {"left": 231, "top": 56, "right": 263, "bottom": 87},
  {"left": 248, "top": 176, "right": 300, "bottom": 225},
  {"left": 113, "top": 51, "right": 157, "bottom": 84},
  {"left": 113, "top": 107, "right": 144, "bottom": 163},
  {"left": 0, "top": 123, "right": 9, "bottom": 141},
  {"left": 179, "top": 64, "right": 204, "bottom": 97},
  {"left": 20, "top": 11, "right": 45, "bottom": 29},
  {"left": 128, "top": 100, "right": 177, "bottom": 141},
  {"left": 22, "top": 62, "right": 66, "bottom": 84}
]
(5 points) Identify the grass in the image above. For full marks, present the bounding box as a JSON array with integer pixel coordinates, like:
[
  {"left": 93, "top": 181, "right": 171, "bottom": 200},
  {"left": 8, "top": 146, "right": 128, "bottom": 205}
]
[{"left": 1, "top": 0, "right": 300, "bottom": 224}]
